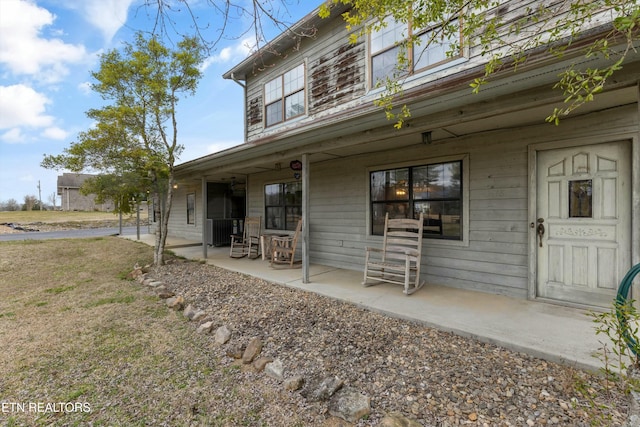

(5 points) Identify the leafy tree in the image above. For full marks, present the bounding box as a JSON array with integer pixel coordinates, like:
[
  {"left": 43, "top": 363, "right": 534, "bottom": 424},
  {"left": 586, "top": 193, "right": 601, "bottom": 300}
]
[
  {"left": 42, "top": 33, "right": 205, "bottom": 265},
  {"left": 22, "top": 195, "right": 38, "bottom": 211},
  {"left": 80, "top": 173, "right": 146, "bottom": 215},
  {"left": 320, "top": 0, "right": 639, "bottom": 126}
]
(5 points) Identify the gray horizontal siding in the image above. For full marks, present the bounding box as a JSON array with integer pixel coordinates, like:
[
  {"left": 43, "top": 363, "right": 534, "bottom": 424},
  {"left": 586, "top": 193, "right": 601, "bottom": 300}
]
[
  {"left": 245, "top": 127, "right": 534, "bottom": 296},
  {"left": 166, "top": 103, "right": 638, "bottom": 302},
  {"left": 166, "top": 183, "right": 201, "bottom": 242},
  {"left": 237, "top": 104, "right": 637, "bottom": 298}
]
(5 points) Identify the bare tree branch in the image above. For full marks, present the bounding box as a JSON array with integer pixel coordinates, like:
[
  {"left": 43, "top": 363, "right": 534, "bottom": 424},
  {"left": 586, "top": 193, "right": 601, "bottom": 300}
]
[{"left": 138, "top": 0, "right": 317, "bottom": 61}]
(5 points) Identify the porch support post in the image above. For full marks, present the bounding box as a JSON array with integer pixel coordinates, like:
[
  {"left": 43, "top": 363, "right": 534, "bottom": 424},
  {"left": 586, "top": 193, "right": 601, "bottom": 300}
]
[
  {"left": 201, "top": 177, "right": 208, "bottom": 260},
  {"left": 302, "top": 153, "right": 310, "bottom": 283},
  {"left": 633, "top": 81, "right": 640, "bottom": 303}
]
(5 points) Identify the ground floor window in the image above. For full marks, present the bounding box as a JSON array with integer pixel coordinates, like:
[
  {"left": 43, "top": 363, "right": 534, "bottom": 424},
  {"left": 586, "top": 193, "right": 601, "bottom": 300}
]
[
  {"left": 370, "top": 160, "right": 462, "bottom": 239},
  {"left": 187, "top": 193, "right": 195, "bottom": 225},
  {"left": 264, "top": 181, "right": 302, "bottom": 230}
]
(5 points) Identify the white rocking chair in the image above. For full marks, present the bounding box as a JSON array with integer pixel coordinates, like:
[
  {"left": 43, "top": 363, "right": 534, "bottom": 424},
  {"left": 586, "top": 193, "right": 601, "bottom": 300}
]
[
  {"left": 229, "top": 216, "right": 261, "bottom": 259},
  {"left": 363, "top": 213, "right": 425, "bottom": 295}
]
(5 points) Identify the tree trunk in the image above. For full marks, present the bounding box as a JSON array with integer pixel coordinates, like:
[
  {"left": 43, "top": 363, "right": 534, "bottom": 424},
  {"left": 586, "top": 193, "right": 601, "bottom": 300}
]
[
  {"left": 153, "top": 189, "right": 163, "bottom": 266},
  {"left": 154, "top": 174, "right": 175, "bottom": 266}
]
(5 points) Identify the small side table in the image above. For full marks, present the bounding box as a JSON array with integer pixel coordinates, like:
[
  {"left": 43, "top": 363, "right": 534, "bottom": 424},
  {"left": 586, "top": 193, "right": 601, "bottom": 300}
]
[{"left": 260, "top": 233, "right": 287, "bottom": 260}]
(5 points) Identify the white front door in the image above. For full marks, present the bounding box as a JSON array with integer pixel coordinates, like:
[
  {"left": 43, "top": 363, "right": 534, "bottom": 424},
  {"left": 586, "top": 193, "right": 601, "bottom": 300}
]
[{"left": 536, "top": 141, "right": 631, "bottom": 308}]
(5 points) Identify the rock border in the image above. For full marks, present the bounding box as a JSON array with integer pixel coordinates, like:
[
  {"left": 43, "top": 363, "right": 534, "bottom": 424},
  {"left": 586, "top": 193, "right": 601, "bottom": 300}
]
[
  {"left": 127, "top": 263, "right": 425, "bottom": 425},
  {"left": 128, "top": 263, "right": 639, "bottom": 426}
]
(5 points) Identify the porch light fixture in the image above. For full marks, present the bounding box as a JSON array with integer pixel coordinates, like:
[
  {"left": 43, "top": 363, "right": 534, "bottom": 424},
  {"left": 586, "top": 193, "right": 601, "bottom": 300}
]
[{"left": 421, "top": 131, "right": 432, "bottom": 145}]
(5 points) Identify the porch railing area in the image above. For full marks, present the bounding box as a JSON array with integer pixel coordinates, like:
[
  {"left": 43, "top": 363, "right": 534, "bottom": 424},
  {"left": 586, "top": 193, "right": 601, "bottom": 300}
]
[{"left": 206, "top": 218, "right": 243, "bottom": 246}]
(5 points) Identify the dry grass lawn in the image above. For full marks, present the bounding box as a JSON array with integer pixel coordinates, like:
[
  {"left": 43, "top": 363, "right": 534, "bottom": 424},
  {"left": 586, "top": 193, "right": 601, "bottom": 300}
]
[
  {"left": 0, "top": 211, "right": 148, "bottom": 234},
  {"left": 0, "top": 237, "right": 282, "bottom": 427},
  {"left": 0, "top": 210, "right": 147, "bottom": 225},
  {"left": 0, "top": 211, "right": 130, "bottom": 224},
  {"left": 0, "top": 237, "right": 631, "bottom": 426}
]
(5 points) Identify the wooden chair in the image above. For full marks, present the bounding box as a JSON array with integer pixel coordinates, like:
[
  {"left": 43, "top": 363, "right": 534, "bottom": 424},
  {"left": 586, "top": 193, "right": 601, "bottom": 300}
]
[
  {"left": 363, "top": 212, "right": 425, "bottom": 295},
  {"left": 230, "top": 216, "right": 261, "bottom": 259},
  {"left": 270, "top": 219, "right": 302, "bottom": 268}
]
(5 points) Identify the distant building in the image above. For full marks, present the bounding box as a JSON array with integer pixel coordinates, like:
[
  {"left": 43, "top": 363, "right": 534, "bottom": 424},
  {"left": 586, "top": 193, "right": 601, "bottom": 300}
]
[{"left": 57, "top": 173, "right": 114, "bottom": 211}]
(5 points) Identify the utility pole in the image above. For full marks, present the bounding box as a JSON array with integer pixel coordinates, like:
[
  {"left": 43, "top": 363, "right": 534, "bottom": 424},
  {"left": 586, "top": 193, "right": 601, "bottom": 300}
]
[{"left": 37, "top": 180, "right": 42, "bottom": 211}]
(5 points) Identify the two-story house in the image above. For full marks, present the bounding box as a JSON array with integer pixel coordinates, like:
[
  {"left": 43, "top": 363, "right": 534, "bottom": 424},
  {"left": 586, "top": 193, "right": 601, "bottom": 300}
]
[{"left": 167, "top": 2, "right": 639, "bottom": 309}]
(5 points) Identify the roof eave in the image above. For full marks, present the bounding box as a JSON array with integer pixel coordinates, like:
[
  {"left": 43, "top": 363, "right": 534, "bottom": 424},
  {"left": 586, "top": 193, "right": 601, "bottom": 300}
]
[{"left": 222, "top": 3, "right": 350, "bottom": 81}]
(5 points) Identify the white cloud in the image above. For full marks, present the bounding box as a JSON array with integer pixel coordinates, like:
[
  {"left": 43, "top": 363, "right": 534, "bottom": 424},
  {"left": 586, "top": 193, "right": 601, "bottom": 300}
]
[
  {"left": 0, "top": 0, "right": 88, "bottom": 82},
  {"left": 78, "top": 81, "right": 92, "bottom": 95},
  {"left": 199, "top": 38, "right": 256, "bottom": 72},
  {"left": 79, "top": 0, "right": 135, "bottom": 42},
  {"left": 206, "top": 140, "right": 242, "bottom": 153},
  {"left": 41, "top": 126, "right": 69, "bottom": 140},
  {"left": 1, "top": 128, "right": 25, "bottom": 143},
  {"left": 0, "top": 84, "right": 54, "bottom": 129},
  {"left": 177, "top": 137, "right": 241, "bottom": 164}
]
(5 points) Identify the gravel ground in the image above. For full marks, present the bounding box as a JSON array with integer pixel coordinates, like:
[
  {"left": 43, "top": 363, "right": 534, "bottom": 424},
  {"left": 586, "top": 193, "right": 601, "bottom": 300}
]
[{"left": 149, "top": 259, "right": 630, "bottom": 426}]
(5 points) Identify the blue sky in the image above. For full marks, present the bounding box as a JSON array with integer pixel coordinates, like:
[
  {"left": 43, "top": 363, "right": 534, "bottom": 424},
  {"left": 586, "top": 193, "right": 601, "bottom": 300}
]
[{"left": 0, "top": 0, "right": 316, "bottom": 206}]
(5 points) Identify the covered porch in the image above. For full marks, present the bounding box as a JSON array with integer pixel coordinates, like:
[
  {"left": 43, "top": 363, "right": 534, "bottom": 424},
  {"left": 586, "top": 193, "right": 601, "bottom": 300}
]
[{"left": 123, "top": 233, "right": 607, "bottom": 373}]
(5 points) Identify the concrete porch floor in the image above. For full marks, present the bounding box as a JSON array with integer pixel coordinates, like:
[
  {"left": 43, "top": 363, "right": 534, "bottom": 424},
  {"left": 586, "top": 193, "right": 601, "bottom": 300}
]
[{"left": 123, "top": 234, "right": 609, "bottom": 373}]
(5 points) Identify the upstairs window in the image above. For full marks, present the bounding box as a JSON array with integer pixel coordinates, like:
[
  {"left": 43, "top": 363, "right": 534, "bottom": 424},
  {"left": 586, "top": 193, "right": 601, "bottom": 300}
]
[
  {"left": 265, "top": 64, "right": 305, "bottom": 127},
  {"left": 370, "top": 18, "right": 460, "bottom": 86}
]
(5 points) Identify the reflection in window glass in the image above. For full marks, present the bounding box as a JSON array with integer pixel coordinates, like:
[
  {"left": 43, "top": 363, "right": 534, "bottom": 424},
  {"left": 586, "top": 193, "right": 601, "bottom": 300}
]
[
  {"left": 265, "top": 184, "right": 282, "bottom": 205},
  {"left": 369, "top": 18, "right": 460, "bottom": 88},
  {"left": 371, "top": 169, "right": 409, "bottom": 202},
  {"left": 265, "top": 78, "right": 281, "bottom": 104},
  {"left": 285, "top": 91, "right": 305, "bottom": 119},
  {"left": 370, "top": 18, "right": 405, "bottom": 54},
  {"left": 371, "top": 46, "right": 403, "bottom": 85},
  {"left": 442, "top": 162, "right": 461, "bottom": 198},
  {"left": 186, "top": 193, "right": 195, "bottom": 225},
  {"left": 266, "top": 207, "right": 284, "bottom": 229},
  {"left": 284, "top": 64, "right": 304, "bottom": 94},
  {"left": 264, "top": 64, "right": 305, "bottom": 127},
  {"left": 370, "top": 160, "right": 462, "bottom": 239},
  {"left": 372, "top": 202, "right": 410, "bottom": 235},
  {"left": 286, "top": 206, "right": 302, "bottom": 229},
  {"left": 265, "top": 182, "right": 302, "bottom": 230},
  {"left": 569, "top": 180, "right": 592, "bottom": 218},
  {"left": 413, "top": 162, "right": 460, "bottom": 199},
  {"left": 285, "top": 182, "right": 302, "bottom": 206},
  {"left": 414, "top": 200, "right": 460, "bottom": 236},
  {"left": 266, "top": 101, "right": 283, "bottom": 126},
  {"left": 414, "top": 20, "right": 458, "bottom": 71}
]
